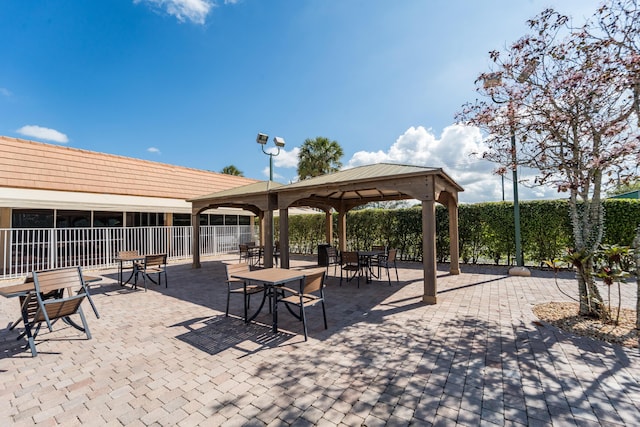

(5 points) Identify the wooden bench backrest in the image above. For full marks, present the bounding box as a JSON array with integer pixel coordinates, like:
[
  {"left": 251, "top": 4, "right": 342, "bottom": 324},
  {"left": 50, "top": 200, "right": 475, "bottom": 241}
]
[
  {"left": 32, "top": 267, "right": 99, "bottom": 328},
  {"left": 118, "top": 250, "right": 140, "bottom": 258},
  {"left": 225, "top": 263, "right": 250, "bottom": 282},
  {"left": 387, "top": 248, "right": 397, "bottom": 263},
  {"left": 144, "top": 254, "right": 167, "bottom": 267},
  {"left": 304, "top": 270, "right": 325, "bottom": 294},
  {"left": 341, "top": 251, "right": 359, "bottom": 265},
  {"left": 33, "top": 296, "right": 84, "bottom": 323},
  {"left": 34, "top": 267, "right": 84, "bottom": 294}
]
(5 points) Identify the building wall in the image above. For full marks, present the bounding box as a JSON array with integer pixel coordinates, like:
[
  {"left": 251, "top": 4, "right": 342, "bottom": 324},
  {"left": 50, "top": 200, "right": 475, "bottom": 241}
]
[
  {"left": 0, "top": 207, "right": 9, "bottom": 228},
  {"left": 0, "top": 136, "right": 259, "bottom": 228},
  {"left": 0, "top": 207, "right": 9, "bottom": 266}
]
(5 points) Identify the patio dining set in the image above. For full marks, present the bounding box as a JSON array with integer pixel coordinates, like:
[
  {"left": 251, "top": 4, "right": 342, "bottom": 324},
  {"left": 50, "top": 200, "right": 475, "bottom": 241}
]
[
  {"left": 1, "top": 244, "right": 399, "bottom": 356},
  {"left": 0, "top": 249, "right": 168, "bottom": 357},
  {"left": 224, "top": 244, "right": 401, "bottom": 341}
]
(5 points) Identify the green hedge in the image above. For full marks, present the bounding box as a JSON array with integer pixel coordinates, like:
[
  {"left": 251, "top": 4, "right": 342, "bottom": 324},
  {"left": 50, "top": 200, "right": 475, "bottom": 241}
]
[{"left": 279, "top": 199, "right": 640, "bottom": 265}]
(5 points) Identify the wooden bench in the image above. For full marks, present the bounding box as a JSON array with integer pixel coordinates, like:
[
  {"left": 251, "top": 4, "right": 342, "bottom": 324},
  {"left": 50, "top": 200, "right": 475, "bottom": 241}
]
[{"left": 21, "top": 267, "right": 100, "bottom": 356}]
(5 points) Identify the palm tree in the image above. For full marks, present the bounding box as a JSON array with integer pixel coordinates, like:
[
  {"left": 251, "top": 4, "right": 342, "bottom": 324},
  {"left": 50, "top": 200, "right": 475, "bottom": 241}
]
[
  {"left": 220, "top": 165, "right": 244, "bottom": 176},
  {"left": 297, "top": 136, "right": 343, "bottom": 180}
]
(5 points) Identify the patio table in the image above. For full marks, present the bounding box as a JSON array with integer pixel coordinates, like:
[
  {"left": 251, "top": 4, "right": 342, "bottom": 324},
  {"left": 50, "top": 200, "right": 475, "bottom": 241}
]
[
  {"left": 114, "top": 253, "right": 145, "bottom": 287},
  {"left": 358, "top": 250, "right": 385, "bottom": 283},
  {"left": 246, "top": 246, "right": 280, "bottom": 268},
  {"left": 230, "top": 267, "right": 305, "bottom": 333}
]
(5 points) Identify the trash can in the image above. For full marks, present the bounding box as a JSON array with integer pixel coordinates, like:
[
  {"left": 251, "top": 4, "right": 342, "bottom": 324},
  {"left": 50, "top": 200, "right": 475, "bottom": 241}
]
[{"left": 317, "top": 243, "right": 331, "bottom": 266}]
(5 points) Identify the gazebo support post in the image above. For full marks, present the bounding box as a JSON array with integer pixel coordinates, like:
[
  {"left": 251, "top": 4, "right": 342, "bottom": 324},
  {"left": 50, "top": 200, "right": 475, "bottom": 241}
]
[
  {"left": 264, "top": 209, "right": 274, "bottom": 268},
  {"left": 337, "top": 209, "right": 347, "bottom": 252},
  {"left": 448, "top": 200, "right": 460, "bottom": 275},
  {"left": 279, "top": 208, "right": 290, "bottom": 268},
  {"left": 325, "top": 210, "right": 333, "bottom": 246},
  {"left": 422, "top": 199, "right": 437, "bottom": 304},
  {"left": 258, "top": 211, "right": 265, "bottom": 246},
  {"left": 192, "top": 212, "right": 201, "bottom": 268}
]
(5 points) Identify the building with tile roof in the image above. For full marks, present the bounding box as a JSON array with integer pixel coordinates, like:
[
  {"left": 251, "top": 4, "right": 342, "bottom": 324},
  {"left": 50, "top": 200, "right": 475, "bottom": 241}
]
[{"left": 0, "top": 136, "right": 258, "bottom": 229}]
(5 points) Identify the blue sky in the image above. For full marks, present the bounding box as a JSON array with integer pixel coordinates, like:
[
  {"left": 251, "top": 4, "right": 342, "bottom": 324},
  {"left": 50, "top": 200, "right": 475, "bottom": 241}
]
[{"left": 0, "top": 0, "right": 603, "bottom": 203}]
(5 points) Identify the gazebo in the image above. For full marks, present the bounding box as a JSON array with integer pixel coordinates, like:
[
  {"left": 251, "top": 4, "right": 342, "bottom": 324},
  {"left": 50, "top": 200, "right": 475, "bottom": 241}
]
[{"left": 189, "top": 163, "right": 463, "bottom": 304}]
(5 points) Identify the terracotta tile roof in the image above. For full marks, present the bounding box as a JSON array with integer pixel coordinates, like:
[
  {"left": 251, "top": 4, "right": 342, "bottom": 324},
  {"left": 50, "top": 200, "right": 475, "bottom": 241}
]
[{"left": 0, "top": 136, "right": 257, "bottom": 200}]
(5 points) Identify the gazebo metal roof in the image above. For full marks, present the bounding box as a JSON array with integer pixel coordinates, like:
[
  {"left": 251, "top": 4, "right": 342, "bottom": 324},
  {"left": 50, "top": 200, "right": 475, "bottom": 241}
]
[
  {"left": 281, "top": 163, "right": 460, "bottom": 189},
  {"left": 189, "top": 181, "right": 283, "bottom": 202},
  {"left": 190, "top": 163, "right": 463, "bottom": 211},
  {"left": 274, "top": 163, "right": 463, "bottom": 210}
]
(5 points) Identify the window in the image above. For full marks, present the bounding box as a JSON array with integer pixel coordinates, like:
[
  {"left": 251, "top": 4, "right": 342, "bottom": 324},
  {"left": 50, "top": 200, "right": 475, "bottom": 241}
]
[
  {"left": 210, "top": 215, "right": 224, "bottom": 226},
  {"left": 93, "top": 211, "right": 124, "bottom": 227},
  {"left": 10, "top": 209, "right": 252, "bottom": 228},
  {"left": 174, "top": 214, "right": 191, "bottom": 226},
  {"left": 56, "top": 210, "right": 91, "bottom": 228},
  {"left": 127, "top": 212, "right": 165, "bottom": 227},
  {"left": 11, "top": 209, "right": 54, "bottom": 228}
]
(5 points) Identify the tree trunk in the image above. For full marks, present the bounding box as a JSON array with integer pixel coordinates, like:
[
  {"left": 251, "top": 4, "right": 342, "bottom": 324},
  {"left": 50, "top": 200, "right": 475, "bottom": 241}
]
[
  {"left": 568, "top": 180, "right": 608, "bottom": 320},
  {"left": 575, "top": 257, "right": 609, "bottom": 319}
]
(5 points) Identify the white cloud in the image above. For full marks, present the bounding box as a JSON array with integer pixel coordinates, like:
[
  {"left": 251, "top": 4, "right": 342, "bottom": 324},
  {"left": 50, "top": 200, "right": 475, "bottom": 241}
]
[
  {"left": 274, "top": 147, "right": 300, "bottom": 168},
  {"left": 259, "top": 147, "right": 299, "bottom": 181},
  {"left": 261, "top": 166, "right": 286, "bottom": 181},
  {"left": 0, "top": 87, "right": 11, "bottom": 97},
  {"left": 147, "top": 147, "right": 161, "bottom": 154},
  {"left": 16, "top": 125, "right": 69, "bottom": 144},
  {"left": 346, "top": 125, "right": 560, "bottom": 204},
  {"left": 134, "top": 0, "right": 214, "bottom": 25}
]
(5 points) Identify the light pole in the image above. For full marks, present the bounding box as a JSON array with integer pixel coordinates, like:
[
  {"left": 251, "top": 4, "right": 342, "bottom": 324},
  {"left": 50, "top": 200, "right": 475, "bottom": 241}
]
[
  {"left": 483, "top": 72, "right": 527, "bottom": 269},
  {"left": 256, "top": 133, "right": 285, "bottom": 181},
  {"left": 256, "top": 133, "right": 285, "bottom": 268},
  {"left": 509, "top": 124, "right": 523, "bottom": 267}
]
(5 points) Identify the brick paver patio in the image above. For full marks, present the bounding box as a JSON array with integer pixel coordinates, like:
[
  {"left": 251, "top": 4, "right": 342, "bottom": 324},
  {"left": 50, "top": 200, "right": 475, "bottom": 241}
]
[{"left": 1, "top": 255, "right": 639, "bottom": 426}]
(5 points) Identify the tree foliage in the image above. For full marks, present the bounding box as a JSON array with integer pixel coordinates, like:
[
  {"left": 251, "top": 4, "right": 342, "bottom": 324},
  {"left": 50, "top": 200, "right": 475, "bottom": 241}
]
[
  {"left": 281, "top": 199, "right": 640, "bottom": 265},
  {"left": 220, "top": 165, "right": 244, "bottom": 176},
  {"left": 457, "top": 1, "right": 640, "bottom": 318},
  {"left": 297, "top": 136, "right": 343, "bottom": 180}
]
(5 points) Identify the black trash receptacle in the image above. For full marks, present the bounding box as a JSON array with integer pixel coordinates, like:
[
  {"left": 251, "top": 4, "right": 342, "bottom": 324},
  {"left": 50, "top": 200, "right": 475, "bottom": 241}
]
[{"left": 317, "top": 244, "right": 331, "bottom": 266}]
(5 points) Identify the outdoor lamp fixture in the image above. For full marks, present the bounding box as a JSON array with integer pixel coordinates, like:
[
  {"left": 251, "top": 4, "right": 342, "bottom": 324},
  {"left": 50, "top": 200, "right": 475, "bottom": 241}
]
[{"left": 256, "top": 133, "right": 285, "bottom": 181}]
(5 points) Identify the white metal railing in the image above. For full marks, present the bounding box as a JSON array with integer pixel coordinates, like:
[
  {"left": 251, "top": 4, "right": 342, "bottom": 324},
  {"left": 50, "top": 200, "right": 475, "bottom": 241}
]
[{"left": 0, "top": 225, "right": 257, "bottom": 279}]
